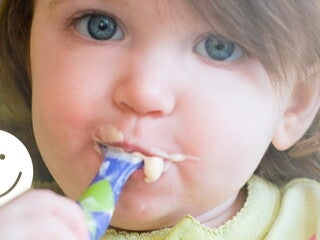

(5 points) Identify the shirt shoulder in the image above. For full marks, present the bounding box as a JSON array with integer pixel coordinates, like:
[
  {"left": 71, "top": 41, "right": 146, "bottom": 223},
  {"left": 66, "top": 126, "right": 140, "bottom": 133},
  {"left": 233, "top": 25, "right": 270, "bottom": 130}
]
[
  {"left": 282, "top": 177, "right": 320, "bottom": 194},
  {"left": 265, "top": 178, "right": 320, "bottom": 240}
]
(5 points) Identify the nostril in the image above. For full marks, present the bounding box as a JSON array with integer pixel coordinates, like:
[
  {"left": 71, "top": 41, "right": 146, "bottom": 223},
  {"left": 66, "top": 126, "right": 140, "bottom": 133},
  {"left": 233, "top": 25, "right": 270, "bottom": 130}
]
[
  {"left": 119, "top": 101, "right": 136, "bottom": 113},
  {"left": 113, "top": 81, "right": 175, "bottom": 116},
  {"left": 0, "top": 154, "right": 5, "bottom": 160},
  {"left": 119, "top": 101, "right": 169, "bottom": 117}
]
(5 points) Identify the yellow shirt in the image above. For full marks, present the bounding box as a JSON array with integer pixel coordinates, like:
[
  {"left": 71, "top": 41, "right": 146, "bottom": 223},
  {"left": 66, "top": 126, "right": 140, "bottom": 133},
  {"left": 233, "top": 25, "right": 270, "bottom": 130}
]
[{"left": 102, "top": 176, "right": 320, "bottom": 240}]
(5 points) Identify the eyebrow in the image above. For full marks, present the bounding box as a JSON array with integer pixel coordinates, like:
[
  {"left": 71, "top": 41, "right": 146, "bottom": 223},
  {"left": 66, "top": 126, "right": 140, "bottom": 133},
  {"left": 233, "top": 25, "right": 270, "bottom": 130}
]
[
  {"left": 49, "top": 0, "right": 127, "bottom": 9},
  {"left": 49, "top": 0, "right": 65, "bottom": 9}
]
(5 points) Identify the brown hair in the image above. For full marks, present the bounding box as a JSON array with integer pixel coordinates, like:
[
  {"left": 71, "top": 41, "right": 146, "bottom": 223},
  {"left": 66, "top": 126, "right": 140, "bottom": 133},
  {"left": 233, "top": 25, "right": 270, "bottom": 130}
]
[
  {"left": 0, "top": 0, "right": 319, "bottom": 185},
  {"left": 0, "top": 0, "right": 52, "bottom": 181},
  {"left": 188, "top": 0, "right": 320, "bottom": 86}
]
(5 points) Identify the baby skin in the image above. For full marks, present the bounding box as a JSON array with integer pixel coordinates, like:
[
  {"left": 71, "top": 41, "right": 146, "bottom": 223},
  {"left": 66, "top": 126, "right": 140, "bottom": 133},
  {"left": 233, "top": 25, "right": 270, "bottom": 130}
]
[{"left": 30, "top": 0, "right": 284, "bottom": 233}]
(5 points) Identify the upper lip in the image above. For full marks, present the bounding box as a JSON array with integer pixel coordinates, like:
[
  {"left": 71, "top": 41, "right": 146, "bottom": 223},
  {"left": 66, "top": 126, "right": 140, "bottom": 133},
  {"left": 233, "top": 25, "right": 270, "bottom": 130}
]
[
  {"left": 92, "top": 133, "right": 160, "bottom": 158},
  {"left": 107, "top": 141, "right": 156, "bottom": 158},
  {"left": 92, "top": 125, "right": 168, "bottom": 158}
]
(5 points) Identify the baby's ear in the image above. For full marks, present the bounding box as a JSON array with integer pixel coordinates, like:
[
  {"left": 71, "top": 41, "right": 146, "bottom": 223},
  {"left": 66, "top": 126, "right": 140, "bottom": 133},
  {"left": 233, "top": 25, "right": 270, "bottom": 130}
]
[{"left": 272, "top": 70, "right": 320, "bottom": 151}]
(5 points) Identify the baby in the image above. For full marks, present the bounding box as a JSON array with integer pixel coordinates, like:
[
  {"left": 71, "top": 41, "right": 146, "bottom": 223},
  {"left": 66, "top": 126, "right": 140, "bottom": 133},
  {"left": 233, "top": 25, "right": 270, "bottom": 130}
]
[{"left": 0, "top": 0, "right": 320, "bottom": 239}]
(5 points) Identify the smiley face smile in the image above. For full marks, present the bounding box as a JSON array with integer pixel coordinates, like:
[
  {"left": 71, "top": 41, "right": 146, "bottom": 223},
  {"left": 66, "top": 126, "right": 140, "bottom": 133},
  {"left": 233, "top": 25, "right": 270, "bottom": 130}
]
[
  {"left": 0, "top": 131, "right": 33, "bottom": 207},
  {"left": 0, "top": 172, "right": 22, "bottom": 198}
]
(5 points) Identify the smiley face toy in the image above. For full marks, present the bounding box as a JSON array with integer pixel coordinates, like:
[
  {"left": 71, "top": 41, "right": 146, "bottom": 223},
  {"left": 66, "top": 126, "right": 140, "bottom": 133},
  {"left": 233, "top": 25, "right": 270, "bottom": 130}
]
[{"left": 0, "top": 130, "right": 33, "bottom": 207}]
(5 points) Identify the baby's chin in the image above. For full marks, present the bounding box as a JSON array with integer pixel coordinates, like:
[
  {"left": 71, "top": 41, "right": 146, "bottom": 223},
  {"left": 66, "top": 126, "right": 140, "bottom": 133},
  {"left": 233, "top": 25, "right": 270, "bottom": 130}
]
[
  {"left": 110, "top": 186, "right": 184, "bottom": 231},
  {"left": 110, "top": 206, "right": 184, "bottom": 231}
]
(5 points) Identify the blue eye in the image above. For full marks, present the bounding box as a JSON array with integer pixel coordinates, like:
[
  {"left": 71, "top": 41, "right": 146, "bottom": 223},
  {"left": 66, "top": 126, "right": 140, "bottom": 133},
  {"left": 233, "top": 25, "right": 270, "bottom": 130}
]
[
  {"left": 75, "top": 14, "right": 124, "bottom": 41},
  {"left": 195, "top": 35, "right": 244, "bottom": 62}
]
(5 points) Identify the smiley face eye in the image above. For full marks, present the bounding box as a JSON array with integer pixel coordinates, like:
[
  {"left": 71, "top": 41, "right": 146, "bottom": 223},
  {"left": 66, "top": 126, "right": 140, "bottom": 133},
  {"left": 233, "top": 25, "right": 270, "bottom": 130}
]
[{"left": 0, "top": 154, "right": 5, "bottom": 160}]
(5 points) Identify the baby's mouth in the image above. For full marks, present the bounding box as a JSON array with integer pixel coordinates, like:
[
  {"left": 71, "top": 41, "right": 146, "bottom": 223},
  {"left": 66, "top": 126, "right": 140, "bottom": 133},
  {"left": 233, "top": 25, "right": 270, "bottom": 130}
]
[
  {"left": 92, "top": 124, "right": 199, "bottom": 183},
  {"left": 100, "top": 144, "right": 167, "bottom": 183},
  {"left": 96, "top": 143, "right": 186, "bottom": 183}
]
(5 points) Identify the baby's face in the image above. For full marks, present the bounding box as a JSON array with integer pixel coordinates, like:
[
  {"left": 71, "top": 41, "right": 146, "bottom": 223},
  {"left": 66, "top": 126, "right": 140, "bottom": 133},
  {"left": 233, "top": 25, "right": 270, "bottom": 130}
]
[{"left": 30, "top": 0, "right": 288, "bottom": 230}]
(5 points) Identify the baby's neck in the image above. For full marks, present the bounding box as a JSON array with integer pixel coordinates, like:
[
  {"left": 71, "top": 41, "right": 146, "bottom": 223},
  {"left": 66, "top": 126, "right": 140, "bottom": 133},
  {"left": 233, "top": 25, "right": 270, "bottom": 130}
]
[{"left": 195, "top": 187, "right": 247, "bottom": 228}]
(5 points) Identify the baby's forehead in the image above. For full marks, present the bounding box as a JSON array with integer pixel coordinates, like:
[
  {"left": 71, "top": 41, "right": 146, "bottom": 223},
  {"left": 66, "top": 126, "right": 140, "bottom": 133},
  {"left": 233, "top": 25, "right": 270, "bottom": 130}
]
[{"left": 47, "top": 0, "right": 208, "bottom": 22}]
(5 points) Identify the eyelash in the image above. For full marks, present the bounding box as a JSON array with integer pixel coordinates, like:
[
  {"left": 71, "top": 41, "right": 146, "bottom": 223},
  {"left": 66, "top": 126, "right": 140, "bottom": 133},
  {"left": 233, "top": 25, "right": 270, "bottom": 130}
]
[
  {"left": 64, "top": 10, "right": 248, "bottom": 65},
  {"left": 193, "top": 34, "right": 247, "bottom": 64},
  {"left": 65, "top": 9, "right": 124, "bottom": 41}
]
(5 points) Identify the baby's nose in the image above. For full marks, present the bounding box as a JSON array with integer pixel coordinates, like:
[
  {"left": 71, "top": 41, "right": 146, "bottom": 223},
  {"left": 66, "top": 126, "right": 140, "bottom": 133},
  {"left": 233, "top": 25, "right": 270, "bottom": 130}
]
[
  {"left": 112, "top": 51, "right": 176, "bottom": 116},
  {"left": 113, "top": 81, "right": 175, "bottom": 116}
]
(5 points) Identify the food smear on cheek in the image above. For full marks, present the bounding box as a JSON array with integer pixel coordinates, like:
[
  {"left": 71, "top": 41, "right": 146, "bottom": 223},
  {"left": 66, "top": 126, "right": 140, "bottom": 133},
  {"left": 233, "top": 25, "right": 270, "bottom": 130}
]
[{"left": 98, "top": 125, "right": 124, "bottom": 143}]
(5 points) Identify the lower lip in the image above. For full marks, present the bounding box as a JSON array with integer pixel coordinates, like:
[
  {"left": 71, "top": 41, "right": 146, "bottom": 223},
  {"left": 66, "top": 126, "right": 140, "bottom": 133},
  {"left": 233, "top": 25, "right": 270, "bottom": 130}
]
[{"left": 129, "top": 168, "right": 147, "bottom": 182}]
